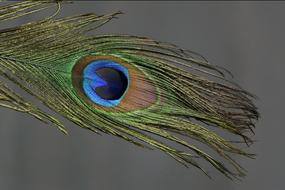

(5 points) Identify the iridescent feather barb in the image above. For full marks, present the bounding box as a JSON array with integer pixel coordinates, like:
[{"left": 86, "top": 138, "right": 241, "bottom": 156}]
[{"left": 0, "top": 1, "right": 259, "bottom": 179}]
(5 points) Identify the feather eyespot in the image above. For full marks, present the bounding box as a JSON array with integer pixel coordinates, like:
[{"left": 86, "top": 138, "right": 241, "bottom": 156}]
[
  {"left": 81, "top": 60, "right": 129, "bottom": 107},
  {"left": 72, "top": 55, "right": 157, "bottom": 112}
]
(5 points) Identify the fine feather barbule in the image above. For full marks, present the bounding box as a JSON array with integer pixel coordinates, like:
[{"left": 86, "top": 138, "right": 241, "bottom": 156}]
[{"left": 0, "top": 1, "right": 259, "bottom": 179}]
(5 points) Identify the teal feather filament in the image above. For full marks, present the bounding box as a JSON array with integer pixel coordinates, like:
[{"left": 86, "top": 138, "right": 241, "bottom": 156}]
[{"left": 0, "top": 1, "right": 259, "bottom": 179}]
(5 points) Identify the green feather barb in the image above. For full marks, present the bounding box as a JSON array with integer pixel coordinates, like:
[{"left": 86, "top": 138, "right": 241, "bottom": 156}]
[{"left": 0, "top": 1, "right": 259, "bottom": 179}]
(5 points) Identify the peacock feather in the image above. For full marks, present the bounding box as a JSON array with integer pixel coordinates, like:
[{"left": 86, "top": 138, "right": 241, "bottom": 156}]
[{"left": 0, "top": 1, "right": 259, "bottom": 179}]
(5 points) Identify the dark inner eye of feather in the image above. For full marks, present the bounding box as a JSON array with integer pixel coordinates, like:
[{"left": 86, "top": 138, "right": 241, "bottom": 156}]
[{"left": 95, "top": 68, "right": 128, "bottom": 100}]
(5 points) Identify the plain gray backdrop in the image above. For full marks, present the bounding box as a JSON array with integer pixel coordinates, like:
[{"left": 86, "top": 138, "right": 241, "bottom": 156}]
[{"left": 0, "top": 1, "right": 283, "bottom": 190}]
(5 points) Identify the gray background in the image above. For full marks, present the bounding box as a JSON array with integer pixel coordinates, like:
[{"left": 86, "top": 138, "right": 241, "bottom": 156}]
[{"left": 0, "top": 1, "right": 283, "bottom": 190}]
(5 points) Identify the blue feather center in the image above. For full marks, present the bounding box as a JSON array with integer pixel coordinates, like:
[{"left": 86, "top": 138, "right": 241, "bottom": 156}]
[{"left": 83, "top": 60, "right": 129, "bottom": 107}]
